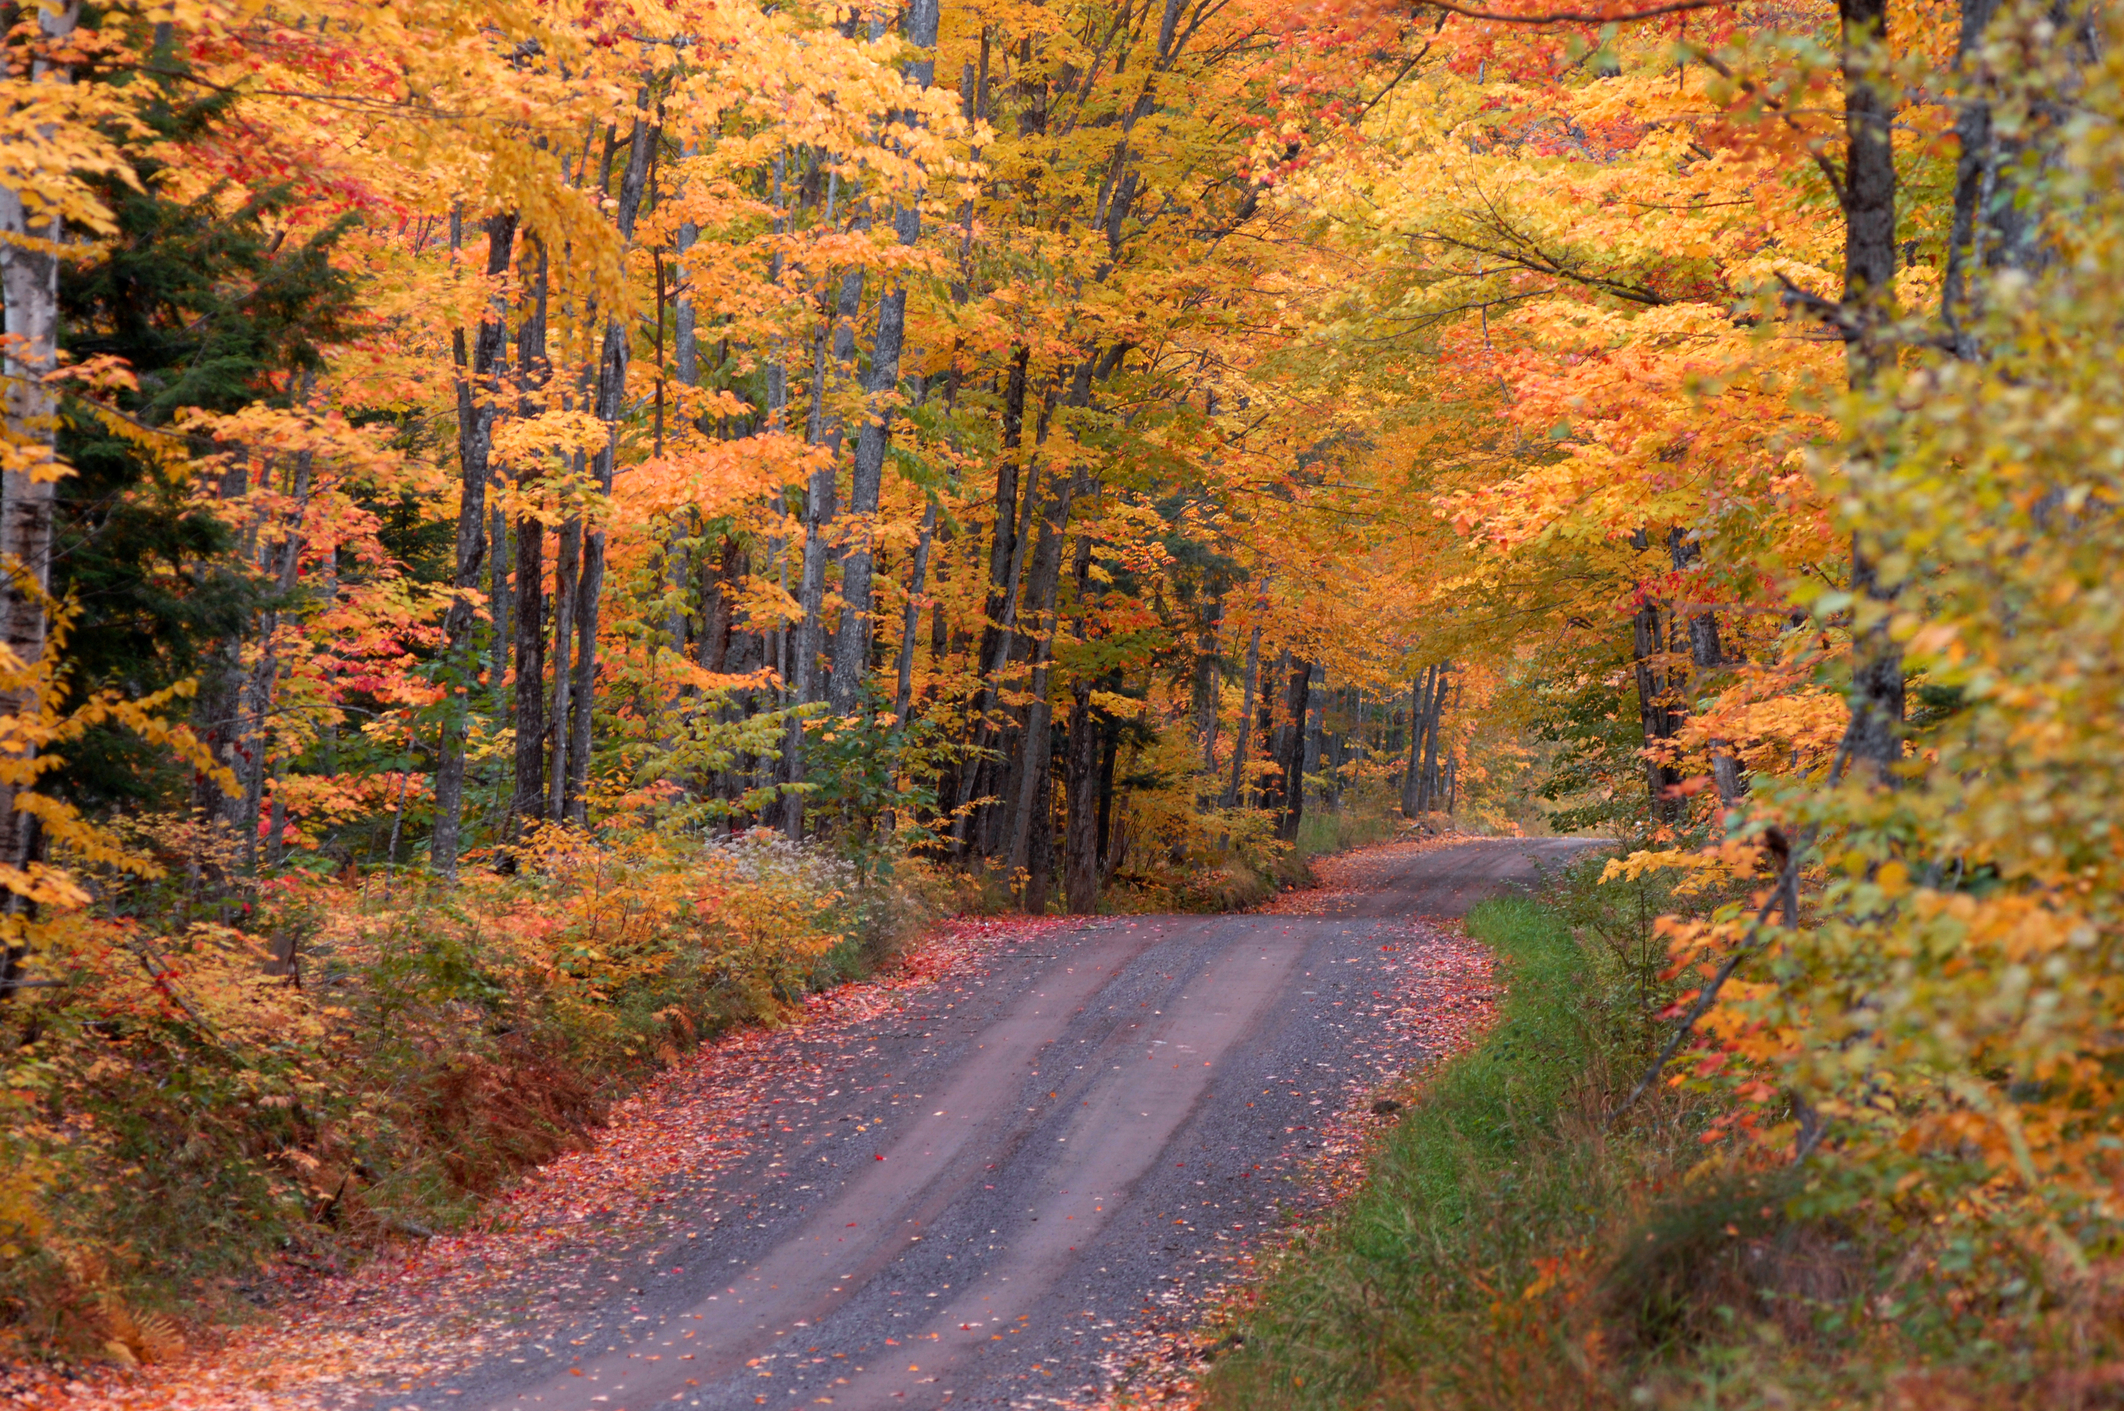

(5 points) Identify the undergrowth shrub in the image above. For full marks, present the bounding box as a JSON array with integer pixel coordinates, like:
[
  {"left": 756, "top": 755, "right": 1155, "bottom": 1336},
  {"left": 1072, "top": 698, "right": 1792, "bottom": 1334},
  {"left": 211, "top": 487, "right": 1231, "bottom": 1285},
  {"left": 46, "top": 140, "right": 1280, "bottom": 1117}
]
[{"left": 0, "top": 820, "right": 942, "bottom": 1364}]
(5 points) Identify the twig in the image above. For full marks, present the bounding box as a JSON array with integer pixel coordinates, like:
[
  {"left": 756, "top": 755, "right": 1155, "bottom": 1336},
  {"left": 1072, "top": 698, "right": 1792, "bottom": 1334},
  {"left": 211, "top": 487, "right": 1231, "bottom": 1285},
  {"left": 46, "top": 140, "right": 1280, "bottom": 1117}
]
[{"left": 129, "top": 942, "right": 218, "bottom": 1035}]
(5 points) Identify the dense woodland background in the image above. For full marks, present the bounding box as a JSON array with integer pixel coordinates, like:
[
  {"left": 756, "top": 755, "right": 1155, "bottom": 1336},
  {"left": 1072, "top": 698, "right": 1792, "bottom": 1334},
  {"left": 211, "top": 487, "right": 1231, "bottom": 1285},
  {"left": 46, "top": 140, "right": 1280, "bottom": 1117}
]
[{"left": 3, "top": 0, "right": 2123, "bottom": 1403}]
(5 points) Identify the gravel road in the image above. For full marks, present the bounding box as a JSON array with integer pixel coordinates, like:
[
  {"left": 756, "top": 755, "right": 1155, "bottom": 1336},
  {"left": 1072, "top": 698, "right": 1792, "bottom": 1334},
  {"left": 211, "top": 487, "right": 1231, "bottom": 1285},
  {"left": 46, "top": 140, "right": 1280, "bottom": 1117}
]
[{"left": 421, "top": 836, "right": 1599, "bottom": 1411}]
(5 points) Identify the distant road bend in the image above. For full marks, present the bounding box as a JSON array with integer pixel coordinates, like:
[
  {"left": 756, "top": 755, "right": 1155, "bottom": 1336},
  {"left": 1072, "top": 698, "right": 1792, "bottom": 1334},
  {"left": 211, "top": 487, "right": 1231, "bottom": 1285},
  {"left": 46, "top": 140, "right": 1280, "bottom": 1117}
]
[{"left": 416, "top": 836, "right": 1599, "bottom": 1411}]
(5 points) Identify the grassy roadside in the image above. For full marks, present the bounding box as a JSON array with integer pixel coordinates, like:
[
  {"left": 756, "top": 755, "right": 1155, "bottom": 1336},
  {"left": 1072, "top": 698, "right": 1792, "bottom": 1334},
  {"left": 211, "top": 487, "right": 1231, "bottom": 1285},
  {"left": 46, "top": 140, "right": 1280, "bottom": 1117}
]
[
  {"left": 1202, "top": 894, "right": 1629, "bottom": 1409},
  {"left": 1197, "top": 863, "right": 2099, "bottom": 1411}
]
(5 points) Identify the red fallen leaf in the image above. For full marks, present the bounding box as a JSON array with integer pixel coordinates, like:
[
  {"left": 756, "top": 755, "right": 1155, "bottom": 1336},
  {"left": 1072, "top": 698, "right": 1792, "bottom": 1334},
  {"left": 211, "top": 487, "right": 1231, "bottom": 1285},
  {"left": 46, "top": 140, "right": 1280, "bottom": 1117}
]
[
  {"left": 570, "top": 1368, "right": 583, "bottom": 1376},
  {"left": 874, "top": 1154, "right": 885, "bottom": 1161}
]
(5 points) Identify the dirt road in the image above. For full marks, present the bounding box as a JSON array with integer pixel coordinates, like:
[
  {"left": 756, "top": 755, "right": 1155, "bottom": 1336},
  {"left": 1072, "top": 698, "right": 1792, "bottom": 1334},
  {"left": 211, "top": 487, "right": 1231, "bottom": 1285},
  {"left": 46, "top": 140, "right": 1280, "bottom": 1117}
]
[{"left": 379, "top": 837, "right": 1597, "bottom": 1411}]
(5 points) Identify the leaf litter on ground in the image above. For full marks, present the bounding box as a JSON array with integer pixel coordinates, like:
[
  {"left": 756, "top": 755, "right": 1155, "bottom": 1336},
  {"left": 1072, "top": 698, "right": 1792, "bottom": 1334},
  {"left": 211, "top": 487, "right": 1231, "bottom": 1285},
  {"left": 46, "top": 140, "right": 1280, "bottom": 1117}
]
[
  {"left": 27, "top": 915, "right": 1083, "bottom": 1411},
  {"left": 24, "top": 836, "right": 1508, "bottom": 1411}
]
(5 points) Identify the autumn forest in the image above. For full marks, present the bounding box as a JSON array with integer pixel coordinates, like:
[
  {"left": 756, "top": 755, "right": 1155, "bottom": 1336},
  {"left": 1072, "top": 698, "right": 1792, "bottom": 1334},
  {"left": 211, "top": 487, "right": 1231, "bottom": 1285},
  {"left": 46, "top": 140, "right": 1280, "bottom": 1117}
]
[{"left": 4, "top": 0, "right": 2124, "bottom": 1405}]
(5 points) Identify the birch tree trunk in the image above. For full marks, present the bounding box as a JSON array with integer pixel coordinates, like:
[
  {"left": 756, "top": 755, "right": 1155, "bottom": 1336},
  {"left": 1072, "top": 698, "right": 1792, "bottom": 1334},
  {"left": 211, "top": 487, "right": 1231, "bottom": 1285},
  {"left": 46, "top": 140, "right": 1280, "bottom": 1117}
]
[{"left": 0, "top": 0, "right": 81, "bottom": 916}]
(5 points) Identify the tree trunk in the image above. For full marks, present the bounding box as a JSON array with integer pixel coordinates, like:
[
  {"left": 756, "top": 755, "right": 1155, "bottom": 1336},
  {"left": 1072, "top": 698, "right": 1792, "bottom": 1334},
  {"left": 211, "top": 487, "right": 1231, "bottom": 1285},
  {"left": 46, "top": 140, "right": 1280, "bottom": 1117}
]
[
  {"left": 1301, "top": 661, "right": 1325, "bottom": 806},
  {"left": 505, "top": 238, "right": 551, "bottom": 852},
  {"left": 1260, "top": 648, "right": 1293, "bottom": 818},
  {"left": 0, "top": 1, "right": 80, "bottom": 960},
  {"left": 1023, "top": 759, "right": 1055, "bottom": 915},
  {"left": 977, "top": 346, "right": 1031, "bottom": 681},
  {"left": 1061, "top": 530, "right": 1101, "bottom": 914},
  {"left": 1063, "top": 677, "right": 1100, "bottom": 913},
  {"left": 830, "top": 0, "right": 941, "bottom": 717},
  {"left": 548, "top": 505, "right": 580, "bottom": 823},
  {"left": 784, "top": 256, "right": 866, "bottom": 837},
  {"left": 1838, "top": 0, "right": 1904, "bottom": 782},
  {"left": 1941, "top": 0, "right": 2005, "bottom": 357},
  {"left": 1096, "top": 696, "right": 1120, "bottom": 878},
  {"left": 1004, "top": 477, "right": 1082, "bottom": 876},
  {"left": 1633, "top": 598, "right": 1684, "bottom": 823},
  {"left": 488, "top": 505, "right": 510, "bottom": 691},
  {"left": 1274, "top": 657, "right": 1312, "bottom": 843},
  {"left": 1225, "top": 623, "right": 1260, "bottom": 807},
  {"left": 1193, "top": 591, "right": 1223, "bottom": 773},
  {"left": 699, "top": 534, "right": 743, "bottom": 674},
  {"left": 1415, "top": 664, "right": 1449, "bottom": 815},
  {"left": 894, "top": 498, "right": 938, "bottom": 724},
  {"left": 958, "top": 374, "right": 1050, "bottom": 857},
  {"left": 1402, "top": 664, "right": 1436, "bottom": 815},
  {"left": 563, "top": 115, "right": 658, "bottom": 826},
  {"left": 235, "top": 432, "right": 315, "bottom": 874},
  {"left": 1669, "top": 527, "right": 1744, "bottom": 807},
  {"left": 433, "top": 211, "right": 518, "bottom": 876}
]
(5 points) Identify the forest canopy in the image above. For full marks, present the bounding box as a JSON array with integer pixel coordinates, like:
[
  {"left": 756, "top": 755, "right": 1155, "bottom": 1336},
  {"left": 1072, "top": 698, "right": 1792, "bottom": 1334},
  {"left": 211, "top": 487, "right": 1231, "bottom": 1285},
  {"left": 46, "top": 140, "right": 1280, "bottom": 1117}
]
[{"left": 2, "top": 0, "right": 2123, "bottom": 1386}]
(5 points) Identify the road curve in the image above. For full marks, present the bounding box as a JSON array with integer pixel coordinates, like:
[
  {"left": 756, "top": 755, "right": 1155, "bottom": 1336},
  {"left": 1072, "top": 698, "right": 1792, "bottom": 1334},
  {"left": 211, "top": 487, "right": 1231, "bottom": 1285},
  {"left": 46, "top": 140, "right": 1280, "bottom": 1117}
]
[{"left": 410, "top": 836, "right": 1599, "bottom": 1411}]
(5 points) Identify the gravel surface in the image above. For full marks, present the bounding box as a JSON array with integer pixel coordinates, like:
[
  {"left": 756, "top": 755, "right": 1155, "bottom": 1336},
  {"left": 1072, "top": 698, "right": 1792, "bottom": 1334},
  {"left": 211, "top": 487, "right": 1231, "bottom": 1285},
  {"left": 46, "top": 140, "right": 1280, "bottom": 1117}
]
[{"left": 412, "top": 837, "right": 1600, "bottom": 1411}]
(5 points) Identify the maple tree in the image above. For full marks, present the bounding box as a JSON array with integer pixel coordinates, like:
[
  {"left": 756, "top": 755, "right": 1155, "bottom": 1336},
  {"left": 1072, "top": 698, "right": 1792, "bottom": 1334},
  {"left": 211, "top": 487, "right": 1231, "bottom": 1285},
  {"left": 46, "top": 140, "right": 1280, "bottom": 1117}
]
[{"left": 0, "top": 0, "right": 2120, "bottom": 1388}]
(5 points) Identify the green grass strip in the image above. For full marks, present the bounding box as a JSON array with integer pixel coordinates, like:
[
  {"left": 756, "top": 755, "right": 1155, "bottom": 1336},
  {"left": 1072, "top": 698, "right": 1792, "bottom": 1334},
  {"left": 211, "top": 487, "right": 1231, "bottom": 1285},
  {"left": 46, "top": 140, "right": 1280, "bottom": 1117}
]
[{"left": 1204, "top": 896, "right": 1605, "bottom": 1410}]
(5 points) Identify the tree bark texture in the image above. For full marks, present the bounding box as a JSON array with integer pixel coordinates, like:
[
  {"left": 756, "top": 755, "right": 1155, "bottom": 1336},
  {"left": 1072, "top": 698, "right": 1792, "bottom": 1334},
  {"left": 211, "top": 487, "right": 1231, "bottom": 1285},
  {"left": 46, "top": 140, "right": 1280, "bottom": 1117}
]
[
  {"left": 548, "top": 505, "right": 580, "bottom": 823},
  {"left": 1274, "top": 657, "right": 1312, "bottom": 842},
  {"left": 1060, "top": 528, "right": 1101, "bottom": 914},
  {"left": 1192, "top": 591, "right": 1222, "bottom": 773},
  {"left": 507, "top": 239, "right": 551, "bottom": 848},
  {"left": 1063, "top": 676, "right": 1101, "bottom": 914},
  {"left": 1668, "top": 527, "right": 1745, "bottom": 807},
  {"left": 1839, "top": 0, "right": 1904, "bottom": 782},
  {"left": 894, "top": 498, "right": 938, "bottom": 724},
  {"left": 1225, "top": 623, "right": 1260, "bottom": 807},
  {"left": 1633, "top": 601, "right": 1685, "bottom": 823},
  {"left": 1004, "top": 475, "right": 1081, "bottom": 876},
  {"left": 432, "top": 211, "right": 518, "bottom": 875},
  {"left": 830, "top": 0, "right": 942, "bottom": 717},
  {"left": 1301, "top": 662, "right": 1325, "bottom": 804},
  {"left": 564, "top": 115, "right": 657, "bottom": 825},
  {"left": 0, "top": 0, "right": 80, "bottom": 920},
  {"left": 784, "top": 257, "right": 865, "bottom": 837}
]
